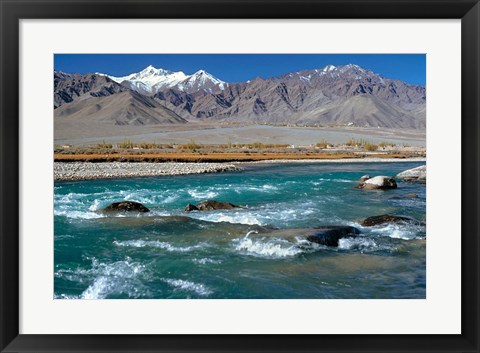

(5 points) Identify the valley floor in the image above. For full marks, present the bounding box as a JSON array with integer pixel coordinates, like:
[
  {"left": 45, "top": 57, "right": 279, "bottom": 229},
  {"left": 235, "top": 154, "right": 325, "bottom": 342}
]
[{"left": 54, "top": 124, "right": 426, "bottom": 147}]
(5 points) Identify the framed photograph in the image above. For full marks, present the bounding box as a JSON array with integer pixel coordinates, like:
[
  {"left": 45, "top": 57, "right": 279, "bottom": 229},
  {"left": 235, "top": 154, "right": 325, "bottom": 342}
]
[{"left": 1, "top": 0, "right": 479, "bottom": 352}]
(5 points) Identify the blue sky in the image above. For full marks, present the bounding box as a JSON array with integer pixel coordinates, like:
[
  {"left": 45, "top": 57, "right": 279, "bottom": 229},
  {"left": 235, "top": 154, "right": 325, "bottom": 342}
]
[{"left": 55, "top": 54, "right": 426, "bottom": 86}]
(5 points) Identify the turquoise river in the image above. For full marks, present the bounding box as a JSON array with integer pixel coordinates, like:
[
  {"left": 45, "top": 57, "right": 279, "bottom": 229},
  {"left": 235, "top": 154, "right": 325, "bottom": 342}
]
[{"left": 54, "top": 162, "right": 426, "bottom": 299}]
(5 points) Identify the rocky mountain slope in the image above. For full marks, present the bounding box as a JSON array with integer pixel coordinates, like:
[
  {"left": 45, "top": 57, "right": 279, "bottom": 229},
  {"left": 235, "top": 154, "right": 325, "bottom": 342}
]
[
  {"left": 54, "top": 71, "right": 186, "bottom": 126},
  {"left": 55, "top": 90, "right": 186, "bottom": 126},
  {"left": 153, "top": 64, "right": 425, "bottom": 129},
  {"left": 54, "top": 71, "right": 128, "bottom": 108},
  {"left": 54, "top": 64, "right": 426, "bottom": 129}
]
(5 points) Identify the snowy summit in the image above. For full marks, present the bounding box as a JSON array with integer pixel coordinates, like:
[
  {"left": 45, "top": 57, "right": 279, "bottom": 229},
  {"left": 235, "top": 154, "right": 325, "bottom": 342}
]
[{"left": 97, "top": 65, "right": 226, "bottom": 94}]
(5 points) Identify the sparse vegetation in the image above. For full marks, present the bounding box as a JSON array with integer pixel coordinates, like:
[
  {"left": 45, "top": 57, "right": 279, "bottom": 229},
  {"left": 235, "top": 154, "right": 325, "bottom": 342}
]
[
  {"left": 345, "top": 138, "right": 379, "bottom": 150},
  {"left": 217, "top": 142, "right": 289, "bottom": 149},
  {"left": 181, "top": 139, "right": 202, "bottom": 151},
  {"left": 53, "top": 135, "right": 425, "bottom": 162},
  {"left": 379, "top": 142, "right": 396, "bottom": 148},
  {"left": 345, "top": 138, "right": 359, "bottom": 147},
  {"left": 139, "top": 142, "right": 161, "bottom": 149},
  {"left": 246, "top": 142, "right": 289, "bottom": 149},
  {"left": 118, "top": 140, "right": 135, "bottom": 149},
  {"left": 316, "top": 139, "right": 330, "bottom": 149},
  {"left": 364, "top": 143, "right": 378, "bottom": 152},
  {"left": 97, "top": 141, "right": 113, "bottom": 149}
]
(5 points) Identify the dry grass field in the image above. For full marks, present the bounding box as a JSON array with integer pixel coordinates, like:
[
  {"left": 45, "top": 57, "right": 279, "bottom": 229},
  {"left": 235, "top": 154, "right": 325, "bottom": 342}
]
[{"left": 54, "top": 151, "right": 424, "bottom": 163}]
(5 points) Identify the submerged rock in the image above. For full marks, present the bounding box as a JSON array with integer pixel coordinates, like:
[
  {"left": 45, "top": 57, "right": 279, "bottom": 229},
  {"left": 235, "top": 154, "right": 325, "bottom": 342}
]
[
  {"left": 356, "top": 176, "right": 397, "bottom": 190},
  {"left": 362, "top": 214, "right": 424, "bottom": 227},
  {"left": 102, "top": 201, "right": 150, "bottom": 213},
  {"left": 396, "top": 165, "right": 426, "bottom": 183},
  {"left": 390, "top": 193, "right": 419, "bottom": 200},
  {"left": 97, "top": 215, "right": 191, "bottom": 227},
  {"left": 185, "top": 200, "right": 240, "bottom": 212},
  {"left": 306, "top": 226, "right": 361, "bottom": 247}
]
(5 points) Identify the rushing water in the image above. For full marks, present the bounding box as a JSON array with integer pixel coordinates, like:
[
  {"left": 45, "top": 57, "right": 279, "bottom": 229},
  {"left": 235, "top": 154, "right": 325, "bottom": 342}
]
[{"left": 54, "top": 162, "right": 426, "bottom": 299}]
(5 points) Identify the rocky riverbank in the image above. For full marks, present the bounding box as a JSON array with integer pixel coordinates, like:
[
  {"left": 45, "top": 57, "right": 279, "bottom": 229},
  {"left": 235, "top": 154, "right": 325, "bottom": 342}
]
[{"left": 54, "top": 162, "right": 240, "bottom": 181}]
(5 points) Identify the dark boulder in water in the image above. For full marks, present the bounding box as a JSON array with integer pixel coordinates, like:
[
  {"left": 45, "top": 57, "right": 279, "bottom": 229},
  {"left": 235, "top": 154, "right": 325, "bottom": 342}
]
[
  {"left": 102, "top": 201, "right": 150, "bottom": 213},
  {"left": 362, "top": 214, "right": 423, "bottom": 227},
  {"left": 306, "top": 226, "right": 360, "bottom": 247},
  {"left": 184, "top": 203, "right": 199, "bottom": 212},
  {"left": 185, "top": 200, "right": 240, "bottom": 212}
]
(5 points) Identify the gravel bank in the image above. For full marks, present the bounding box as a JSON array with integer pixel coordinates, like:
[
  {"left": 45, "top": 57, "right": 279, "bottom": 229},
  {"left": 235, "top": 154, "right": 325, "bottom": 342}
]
[
  {"left": 55, "top": 158, "right": 425, "bottom": 181},
  {"left": 54, "top": 162, "right": 240, "bottom": 181}
]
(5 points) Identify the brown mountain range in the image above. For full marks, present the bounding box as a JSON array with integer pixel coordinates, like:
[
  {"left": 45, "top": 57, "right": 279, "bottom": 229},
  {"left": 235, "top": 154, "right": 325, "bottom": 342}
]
[{"left": 54, "top": 64, "right": 425, "bottom": 130}]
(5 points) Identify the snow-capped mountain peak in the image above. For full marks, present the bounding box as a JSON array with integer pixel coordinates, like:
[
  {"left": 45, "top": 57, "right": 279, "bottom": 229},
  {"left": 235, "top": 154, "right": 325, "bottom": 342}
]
[
  {"left": 193, "top": 69, "right": 221, "bottom": 83},
  {"left": 339, "top": 64, "right": 366, "bottom": 73},
  {"left": 134, "top": 65, "right": 174, "bottom": 78},
  {"left": 98, "top": 65, "right": 225, "bottom": 94},
  {"left": 309, "top": 64, "right": 376, "bottom": 81},
  {"left": 322, "top": 64, "right": 337, "bottom": 73},
  {"left": 175, "top": 70, "right": 226, "bottom": 93}
]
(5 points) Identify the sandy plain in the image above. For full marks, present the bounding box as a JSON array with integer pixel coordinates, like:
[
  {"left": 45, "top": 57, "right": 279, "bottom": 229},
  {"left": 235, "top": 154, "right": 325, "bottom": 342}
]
[{"left": 55, "top": 124, "right": 426, "bottom": 147}]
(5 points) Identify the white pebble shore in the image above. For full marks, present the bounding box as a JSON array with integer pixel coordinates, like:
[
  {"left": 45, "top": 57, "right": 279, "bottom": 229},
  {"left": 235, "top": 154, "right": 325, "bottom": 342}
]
[{"left": 54, "top": 162, "right": 240, "bottom": 181}]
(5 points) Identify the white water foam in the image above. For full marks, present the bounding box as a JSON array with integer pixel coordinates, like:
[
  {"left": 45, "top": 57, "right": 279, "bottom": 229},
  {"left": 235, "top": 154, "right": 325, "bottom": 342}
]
[
  {"left": 338, "top": 237, "right": 379, "bottom": 251},
  {"left": 54, "top": 293, "right": 79, "bottom": 299},
  {"left": 56, "top": 258, "right": 149, "bottom": 299},
  {"left": 162, "top": 195, "right": 179, "bottom": 203},
  {"left": 233, "top": 232, "right": 302, "bottom": 258},
  {"left": 81, "top": 277, "right": 111, "bottom": 299},
  {"left": 366, "top": 223, "right": 424, "bottom": 240},
  {"left": 190, "top": 203, "right": 321, "bottom": 227},
  {"left": 317, "top": 178, "right": 353, "bottom": 183},
  {"left": 88, "top": 199, "right": 102, "bottom": 211},
  {"left": 162, "top": 278, "right": 213, "bottom": 296},
  {"left": 54, "top": 234, "right": 75, "bottom": 240},
  {"left": 231, "top": 184, "right": 279, "bottom": 193},
  {"left": 192, "top": 212, "right": 263, "bottom": 225},
  {"left": 54, "top": 209, "right": 104, "bottom": 219},
  {"left": 187, "top": 189, "right": 219, "bottom": 199},
  {"left": 118, "top": 190, "right": 156, "bottom": 204},
  {"left": 259, "top": 184, "right": 278, "bottom": 191},
  {"left": 192, "top": 258, "right": 222, "bottom": 265},
  {"left": 113, "top": 240, "right": 208, "bottom": 252},
  {"left": 147, "top": 210, "right": 173, "bottom": 217}
]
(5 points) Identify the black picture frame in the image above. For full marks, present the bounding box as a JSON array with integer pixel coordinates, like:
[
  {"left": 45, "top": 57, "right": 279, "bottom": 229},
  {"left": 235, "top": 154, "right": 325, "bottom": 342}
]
[{"left": 1, "top": 0, "right": 479, "bottom": 352}]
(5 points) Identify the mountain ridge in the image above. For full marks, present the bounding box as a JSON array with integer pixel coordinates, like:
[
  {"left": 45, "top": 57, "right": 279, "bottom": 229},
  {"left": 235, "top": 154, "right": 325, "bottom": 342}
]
[
  {"left": 54, "top": 64, "right": 426, "bottom": 130},
  {"left": 96, "top": 65, "right": 226, "bottom": 94}
]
